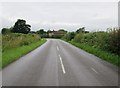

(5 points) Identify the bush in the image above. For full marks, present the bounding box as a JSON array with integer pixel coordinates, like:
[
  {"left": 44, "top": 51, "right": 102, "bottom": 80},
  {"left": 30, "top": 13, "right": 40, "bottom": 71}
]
[
  {"left": 2, "top": 33, "right": 41, "bottom": 52},
  {"left": 1, "top": 28, "right": 12, "bottom": 34},
  {"left": 72, "top": 28, "right": 120, "bottom": 56},
  {"left": 73, "top": 33, "right": 84, "bottom": 43},
  {"left": 69, "top": 41, "right": 119, "bottom": 67},
  {"left": 51, "top": 34, "right": 64, "bottom": 39},
  {"left": 107, "top": 28, "right": 120, "bottom": 55},
  {"left": 62, "top": 32, "right": 76, "bottom": 41}
]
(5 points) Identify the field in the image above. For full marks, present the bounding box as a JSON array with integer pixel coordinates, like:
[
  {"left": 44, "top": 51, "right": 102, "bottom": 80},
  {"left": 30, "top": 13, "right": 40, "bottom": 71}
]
[{"left": 2, "top": 33, "right": 46, "bottom": 68}]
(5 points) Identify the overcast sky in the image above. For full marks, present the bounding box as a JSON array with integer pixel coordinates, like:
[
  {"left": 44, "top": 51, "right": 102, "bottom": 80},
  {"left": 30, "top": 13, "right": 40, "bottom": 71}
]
[{"left": 0, "top": 2, "right": 118, "bottom": 32}]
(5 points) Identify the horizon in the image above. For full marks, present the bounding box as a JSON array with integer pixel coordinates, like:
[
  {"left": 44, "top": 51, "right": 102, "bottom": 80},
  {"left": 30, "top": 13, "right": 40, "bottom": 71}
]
[{"left": 0, "top": 2, "right": 118, "bottom": 32}]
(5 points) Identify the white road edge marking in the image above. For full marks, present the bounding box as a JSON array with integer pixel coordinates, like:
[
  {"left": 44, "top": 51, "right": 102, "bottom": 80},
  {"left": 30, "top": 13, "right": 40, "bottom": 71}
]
[
  {"left": 58, "top": 55, "right": 66, "bottom": 74},
  {"left": 57, "top": 46, "right": 59, "bottom": 51},
  {"left": 91, "top": 67, "right": 98, "bottom": 74}
]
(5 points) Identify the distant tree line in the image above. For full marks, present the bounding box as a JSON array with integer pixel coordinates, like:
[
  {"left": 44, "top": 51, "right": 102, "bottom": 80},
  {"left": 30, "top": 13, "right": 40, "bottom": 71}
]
[
  {"left": 1, "top": 19, "right": 67, "bottom": 39},
  {"left": 36, "top": 29, "right": 67, "bottom": 38},
  {"left": 2, "top": 19, "right": 119, "bottom": 55},
  {"left": 62, "top": 27, "right": 89, "bottom": 41}
]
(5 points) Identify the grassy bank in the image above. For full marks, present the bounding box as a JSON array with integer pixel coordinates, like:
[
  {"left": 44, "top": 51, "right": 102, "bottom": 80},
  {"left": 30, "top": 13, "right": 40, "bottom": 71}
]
[
  {"left": 2, "top": 33, "right": 46, "bottom": 68},
  {"left": 2, "top": 33, "right": 41, "bottom": 51},
  {"left": 2, "top": 39, "right": 46, "bottom": 68},
  {"left": 62, "top": 28, "right": 120, "bottom": 67},
  {"left": 68, "top": 41, "right": 120, "bottom": 67}
]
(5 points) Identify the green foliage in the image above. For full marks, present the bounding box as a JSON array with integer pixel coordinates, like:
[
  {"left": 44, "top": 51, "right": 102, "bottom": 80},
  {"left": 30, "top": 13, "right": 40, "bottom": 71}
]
[
  {"left": 76, "top": 27, "right": 85, "bottom": 33},
  {"left": 1, "top": 28, "right": 12, "bottom": 34},
  {"left": 62, "top": 32, "right": 76, "bottom": 41},
  {"left": 51, "top": 34, "right": 64, "bottom": 39},
  {"left": 73, "top": 32, "right": 84, "bottom": 43},
  {"left": 62, "top": 27, "right": 120, "bottom": 66},
  {"left": 107, "top": 28, "right": 120, "bottom": 55},
  {"left": 12, "top": 19, "right": 31, "bottom": 34},
  {"left": 41, "top": 33, "right": 49, "bottom": 38},
  {"left": 58, "top": 29, "right": 67, "bottom": 33},
  {"left": 2, "top": 39, "right": 46, "bottom": 68},
  {"left": 2, "top": 33, "right": 41, "bottom": 52},
  {"left": 37, "top": 29, "right": 46, "bottom": 34},
  {"left": 2, "top": 33, "right": 46, "bottom": 68},
  {"left": 73, "top": 29, "right": 120, "bottom": 56},
  {"left": 36, "top": 29, "right": 67, "bottom": 39},
  {"left": 69, "top": 41, "right": 120, "bottom": 67}
]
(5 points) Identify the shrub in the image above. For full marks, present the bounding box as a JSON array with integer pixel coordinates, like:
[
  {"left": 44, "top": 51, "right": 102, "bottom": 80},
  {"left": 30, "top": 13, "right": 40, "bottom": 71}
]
[
  {"left": 62, "top": 32, "right": 76, "bottom": 41},
  {"left": 72, "top": 28, "right": 120, "bottom": 56},
  {"left": 2, "top": 33, "right": 41, "bottom": 52},
  {"left": 1, "top": 28, "right": 12, "bottom": 34},
  {"left": 107, "top": 28, "right": 120, "bottom": 55}
]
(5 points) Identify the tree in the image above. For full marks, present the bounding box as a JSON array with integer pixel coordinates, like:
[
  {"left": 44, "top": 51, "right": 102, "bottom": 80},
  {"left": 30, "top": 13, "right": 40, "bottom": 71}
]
[
  {"left": 12, "top": 19, "right": 31, "bottom": 34},
  {"left": 62, "top": 32, "right": 76, "bottom": 41},
  {"left": 36, "top": 29, "right": 48, "bottom": 38},
  {"left": 1, "top": 28, "right": 12, "bottom": 34},
  {"left": 37, "top": 29, "right": 46, "bottom": 34},
  {"left": 76, "top": 27, "right": 85, "bottom": 33},
  {"left": 58, "top": 29, "right": 67, "bottom": 33},
  {"left": 46, "top": 30, "right": 51, "bottom": 34}
]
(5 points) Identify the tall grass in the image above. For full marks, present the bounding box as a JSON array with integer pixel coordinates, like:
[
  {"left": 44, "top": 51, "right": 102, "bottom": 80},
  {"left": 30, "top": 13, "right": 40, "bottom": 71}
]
[
  {"left": 2, "top": 39, "right": 46, "bottom": 68},
  {"left": 69, "top": 41, "right": 119, "bottom": 67},
  {"left": 2, "top": 33, "right": 46, "bottom": 68},
  {"left": 2, "top": 33, "right": 41, "bottom": 52}
]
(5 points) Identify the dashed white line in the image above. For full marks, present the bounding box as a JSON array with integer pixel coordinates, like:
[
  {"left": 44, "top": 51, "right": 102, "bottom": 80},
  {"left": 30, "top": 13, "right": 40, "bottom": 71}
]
[
  {"left": 57, "top": 46, "right": 59, "bottom": 51},
  {"left": 58, "top": 55, "right": 66, "bottom": 74},
  {"left": 91, "top": 67, "right": 98, "bottom": 74}
]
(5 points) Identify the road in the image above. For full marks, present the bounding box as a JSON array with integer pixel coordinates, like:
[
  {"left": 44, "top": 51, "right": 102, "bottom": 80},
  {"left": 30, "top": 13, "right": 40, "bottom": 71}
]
[{"left": 1, "top": 39, "right": 119, "bottom": 86}]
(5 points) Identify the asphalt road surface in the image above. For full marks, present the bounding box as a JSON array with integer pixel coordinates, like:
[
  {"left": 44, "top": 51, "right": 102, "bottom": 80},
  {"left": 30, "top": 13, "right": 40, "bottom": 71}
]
[{"left": 1, "top": 39, "right": 119, "bottom": 86}]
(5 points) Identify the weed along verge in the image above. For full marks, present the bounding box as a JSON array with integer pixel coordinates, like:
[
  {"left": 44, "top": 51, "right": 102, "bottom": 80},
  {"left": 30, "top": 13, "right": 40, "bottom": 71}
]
[
  {"left": 68, "top": 41, "right": 119, "bottom": 67},
  {"left": 2, "top": 33, "right": 46, "bottom": 68},
  {"left": 62, "top": 28, "right": 120, "bottom": 67}
]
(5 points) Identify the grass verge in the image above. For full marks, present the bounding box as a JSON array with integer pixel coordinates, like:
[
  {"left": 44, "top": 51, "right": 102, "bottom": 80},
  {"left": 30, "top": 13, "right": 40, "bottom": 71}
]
[
  {"left": 68, "top": 41, "right": 120, "bottom": 67},
  {"left": 2, "top": 39, "right": 46, "bottom": 68}
]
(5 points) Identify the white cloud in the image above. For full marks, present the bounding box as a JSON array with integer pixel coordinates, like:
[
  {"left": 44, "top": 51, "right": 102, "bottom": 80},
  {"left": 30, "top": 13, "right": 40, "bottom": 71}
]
[
  {"left": 0, "top": 0, "right": 119, "bottom": 2},
  {"left": 0, "top": 2, "right": 118, "bottom": 32}
]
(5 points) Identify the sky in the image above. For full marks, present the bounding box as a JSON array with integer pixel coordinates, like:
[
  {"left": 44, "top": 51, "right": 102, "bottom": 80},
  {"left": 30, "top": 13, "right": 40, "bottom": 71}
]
[{"left": 0, "top": 1, "right": 118, "bottom": 32}]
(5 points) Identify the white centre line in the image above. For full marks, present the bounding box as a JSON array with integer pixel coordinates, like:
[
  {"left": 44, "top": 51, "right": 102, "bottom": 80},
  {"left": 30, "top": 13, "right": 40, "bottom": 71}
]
[
  {"left": 58, "top": 55, "right": 66, "bottom": 74},
  {"left": 57, "top": 46, "right": 59, "bottom": 51},
  {"left": 91, "top": 67, "right": 98, "bottom": 74}
]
